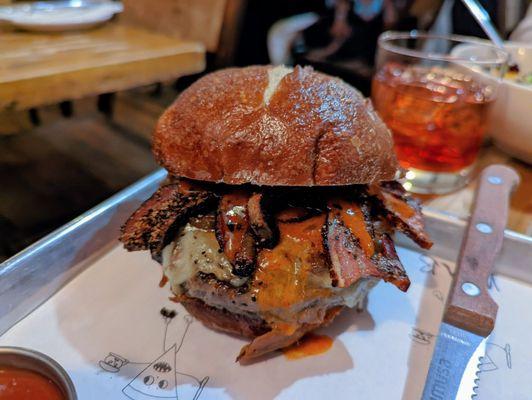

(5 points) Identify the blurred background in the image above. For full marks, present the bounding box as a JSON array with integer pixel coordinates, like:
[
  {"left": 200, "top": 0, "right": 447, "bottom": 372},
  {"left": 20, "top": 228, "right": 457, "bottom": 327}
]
[{"left": 1, "top": 0, "right": 531, "bottom": 261}]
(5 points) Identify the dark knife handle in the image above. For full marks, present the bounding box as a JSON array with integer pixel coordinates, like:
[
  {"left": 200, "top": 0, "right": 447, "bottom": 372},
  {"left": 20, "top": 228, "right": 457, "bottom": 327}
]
[{"left": 443, "top": 165, "right": 520, "bottom": 337}]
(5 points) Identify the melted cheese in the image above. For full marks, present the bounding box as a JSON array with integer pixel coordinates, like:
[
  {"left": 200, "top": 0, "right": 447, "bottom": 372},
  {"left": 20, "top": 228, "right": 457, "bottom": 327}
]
[
  {"left": 337, "top": 278, "right": 377, "bottom": 308},
  {"left": 163, "top": 219, "right": 378, "bottom": 322},
  {"left": 162, "top": 224, "right": 246, "bottom": 293}
]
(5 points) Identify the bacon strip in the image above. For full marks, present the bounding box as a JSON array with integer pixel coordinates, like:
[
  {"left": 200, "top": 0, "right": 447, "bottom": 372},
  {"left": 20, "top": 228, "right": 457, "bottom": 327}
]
[
  {"left": 324, "top": 210, "right": 377, "bottom": 288},
  {"left": 216, "top": 192, "right": 256, "bottom": 277},
  {"left": 119, "top": 182, "right": 217, "bottom": 260},
  {"left": 374, "top": 233, "right": 410, "bottom": 291},
  {"left": 247, "top": 193, "right": 278, "bottom": 248},
  {"left": 324, "top": 200, "right": 410, "bottom": 291},
  {"left": 371, "top": 182, "right": 433, "bottom": 249}
]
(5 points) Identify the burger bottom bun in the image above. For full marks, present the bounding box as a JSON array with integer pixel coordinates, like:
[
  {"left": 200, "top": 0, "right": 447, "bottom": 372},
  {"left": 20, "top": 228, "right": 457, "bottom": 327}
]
[
  {"left": 180, "top": 295, "right": 343, "bottom": 363},
  {"left": 181, "top": 296, "right": 269, "bottom": 339}
]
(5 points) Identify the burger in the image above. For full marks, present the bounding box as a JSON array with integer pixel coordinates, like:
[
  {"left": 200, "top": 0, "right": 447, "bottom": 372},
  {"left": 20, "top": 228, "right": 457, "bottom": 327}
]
[{"left": 119, "top": 65, "right": 432, "bottom": 363}]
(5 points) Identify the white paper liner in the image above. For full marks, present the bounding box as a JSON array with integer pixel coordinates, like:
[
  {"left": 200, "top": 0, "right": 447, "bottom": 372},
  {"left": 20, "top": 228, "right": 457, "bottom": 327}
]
[{"left": 0, "top": 245, "right": 529, "bottom": 399}]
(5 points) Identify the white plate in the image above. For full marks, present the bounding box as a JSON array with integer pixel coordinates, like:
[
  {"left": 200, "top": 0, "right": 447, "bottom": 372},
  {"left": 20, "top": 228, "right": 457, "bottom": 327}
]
[{"left": 0, "top": 0, "right": 123, "bottom": 32}]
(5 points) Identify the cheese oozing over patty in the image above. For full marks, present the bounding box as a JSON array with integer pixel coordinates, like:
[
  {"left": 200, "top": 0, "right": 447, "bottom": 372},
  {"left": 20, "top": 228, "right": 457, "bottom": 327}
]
[
  {"left": 162, "top": 224, "right": 247, "bottom": 293},
  {"left": 162, "top": 222, "right": 378, "bottom": 319}
]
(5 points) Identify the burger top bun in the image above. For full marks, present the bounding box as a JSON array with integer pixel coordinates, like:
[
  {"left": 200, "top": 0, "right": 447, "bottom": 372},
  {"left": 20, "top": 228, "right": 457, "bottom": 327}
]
[{"left": 153, "top": 65, "right": 400, "bottom": 186}]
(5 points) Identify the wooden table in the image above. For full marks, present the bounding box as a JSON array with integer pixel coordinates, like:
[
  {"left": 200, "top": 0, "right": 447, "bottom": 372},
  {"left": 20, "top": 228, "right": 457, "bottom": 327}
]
[
  {"left": 0, "top": 24, "right": 205, "bottom": 111},
  {"left": 421, "top": 146, "right": 532, "bottom": 237}
]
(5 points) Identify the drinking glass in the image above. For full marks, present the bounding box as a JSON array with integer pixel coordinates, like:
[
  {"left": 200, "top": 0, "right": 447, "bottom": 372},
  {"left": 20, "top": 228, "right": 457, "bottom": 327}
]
[{"left": 372, "top": 31, "right": 508, "bottom": 194}]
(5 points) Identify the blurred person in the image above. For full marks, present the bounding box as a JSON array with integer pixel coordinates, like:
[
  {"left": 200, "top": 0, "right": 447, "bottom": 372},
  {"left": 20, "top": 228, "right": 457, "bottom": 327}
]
[
  {"left": 268, "top": 0, "right": 416, "bottom": 94},
  {"left": 268, "top": 0, "right": 417, "bottom": 95},
  {"left": 301, "top": 0, "right": 415, "bottom": 65},
  {"left": 268, "top": 0, "right": 415, "bottom": 66}
]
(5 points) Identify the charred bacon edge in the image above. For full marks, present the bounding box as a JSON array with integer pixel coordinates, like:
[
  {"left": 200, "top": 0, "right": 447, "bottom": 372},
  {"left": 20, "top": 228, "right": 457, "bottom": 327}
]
[
  {"left": 323, "top": 199, "right": 411, "bottom": 291},
  {"left": 371, "top": 183, "right": 433, "bottom": 249},
  {"left": 119, "top": 183, "right": 218, "bottom": 261},
  {"left": 375, "top": 233, "right": 411, "bottom": 292}
]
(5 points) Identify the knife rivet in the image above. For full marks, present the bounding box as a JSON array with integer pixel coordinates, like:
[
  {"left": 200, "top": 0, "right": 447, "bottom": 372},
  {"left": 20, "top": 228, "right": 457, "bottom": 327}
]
[
  {"left": 488, "top": 176, "right": 502, "bottom": 185},
  {"left": 475, "top": 223, "right": 492, "bottom": 234},
  {"left": 462, "top": 282, "right": 481, "bottom": 297}
]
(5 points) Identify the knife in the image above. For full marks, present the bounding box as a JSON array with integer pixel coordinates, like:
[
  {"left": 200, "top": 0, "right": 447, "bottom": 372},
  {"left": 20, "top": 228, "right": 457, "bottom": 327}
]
[{"left": 421, "top": 165, "right": 520, "bottom": 400}]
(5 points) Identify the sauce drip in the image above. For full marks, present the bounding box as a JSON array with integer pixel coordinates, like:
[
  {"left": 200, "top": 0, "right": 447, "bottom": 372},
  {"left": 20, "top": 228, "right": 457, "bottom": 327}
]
[
  {"left": 254, "top": 214, "right": 329, "bottom": 311},
  {"left": 283, "top": 334, "right": 333, "bottom": 360},
  {"left": 0, "top": 366, "right": 64, "bottom": 400},
  {"left": 335, "top": 200, "right": 374, "bottom": 257},
  {"left": 159, "top": 274, "right": 169, "bottom": 288}
]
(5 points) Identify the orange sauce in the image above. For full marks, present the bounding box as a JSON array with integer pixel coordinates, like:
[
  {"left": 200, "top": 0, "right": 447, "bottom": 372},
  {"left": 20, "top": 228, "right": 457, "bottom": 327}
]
[
  {"left": 381, "top": 192, "right": 415, "bottom": 220},
  {"left": 336, "top": 200, "right": 374, "bottom": 257},
  {"left": 0, "top": 366, "right": 64, "bottom": 400},
  {"left": 159, "top": 274, "right": 169, "bottom": 288},
  {"left": 283, "top": 334, "right": 333, "bottom": 360},
  {"left": 254, "top": 215, "right": 330, "bottom": 311}
]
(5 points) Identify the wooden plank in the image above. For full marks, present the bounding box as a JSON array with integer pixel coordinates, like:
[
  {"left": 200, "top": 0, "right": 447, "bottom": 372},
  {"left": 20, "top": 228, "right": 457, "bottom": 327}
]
[
  {"left": 33, "top": 116, "right": 158, "bottom": 189},
  {"left": 0, "top": 103, "right": 159, "bottom": 258},
  {"left": 0, "top": 24, "right": 205, "bottom": 111},
  {"left": 0, "top": 110, "right": 33, "bottom": 135},
  {"left": 0, "top": 134, "right": 112, "bottom": 230}
]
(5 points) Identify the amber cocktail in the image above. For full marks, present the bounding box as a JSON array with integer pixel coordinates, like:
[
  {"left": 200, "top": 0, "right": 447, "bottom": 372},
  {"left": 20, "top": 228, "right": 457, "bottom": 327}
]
[{"left": 372, "top": 32, "right": 508, "bottom": 194}]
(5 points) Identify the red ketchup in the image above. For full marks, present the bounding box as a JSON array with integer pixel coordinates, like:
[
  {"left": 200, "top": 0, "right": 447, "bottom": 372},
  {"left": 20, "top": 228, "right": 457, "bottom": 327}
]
[{"left": 0, "top": 366, "right": 64, "bottom": 400}]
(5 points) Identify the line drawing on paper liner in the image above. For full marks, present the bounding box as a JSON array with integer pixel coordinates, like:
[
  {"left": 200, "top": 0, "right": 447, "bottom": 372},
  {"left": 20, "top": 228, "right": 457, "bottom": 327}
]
[{"left": 98, "top": 308, "right": 209, "bottom": 400}]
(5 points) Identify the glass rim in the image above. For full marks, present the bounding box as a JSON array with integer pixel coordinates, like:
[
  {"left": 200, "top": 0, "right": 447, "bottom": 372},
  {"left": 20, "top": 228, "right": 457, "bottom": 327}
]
[{"left": 378, "top": 30, "right": 509, "bottom": 66}]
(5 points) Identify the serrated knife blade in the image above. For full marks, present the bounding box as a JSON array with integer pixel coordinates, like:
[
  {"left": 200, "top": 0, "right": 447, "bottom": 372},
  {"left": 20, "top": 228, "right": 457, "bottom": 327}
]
[
  {"left": 457, "top": 332, "right": 485, "bottom": 399},
  {"left": 422, "top": 323, "right": 486, "bottom": 400},
  {"left": 420, "top": 165, "right": 519, "bottom": 400}
]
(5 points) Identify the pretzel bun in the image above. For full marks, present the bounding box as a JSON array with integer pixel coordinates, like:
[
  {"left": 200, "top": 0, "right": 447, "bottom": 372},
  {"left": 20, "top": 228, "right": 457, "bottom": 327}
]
[{"left": 153, "top": 65, "right": 400, "bottom": 186}]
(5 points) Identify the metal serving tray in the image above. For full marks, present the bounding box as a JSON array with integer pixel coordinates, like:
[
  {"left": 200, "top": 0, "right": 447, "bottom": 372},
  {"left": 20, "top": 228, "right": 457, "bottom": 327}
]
[{"left": 1, "top": 169, "right": 531, "bottom": 400}]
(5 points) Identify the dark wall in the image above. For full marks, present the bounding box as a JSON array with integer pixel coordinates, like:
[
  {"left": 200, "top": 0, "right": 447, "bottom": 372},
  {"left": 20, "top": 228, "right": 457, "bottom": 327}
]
[
  {"left": 452, "top": 0, "right": 499, "bottom": 38},
  {"left": 235, "top": 0, "right": 327, "bottom": 66}
]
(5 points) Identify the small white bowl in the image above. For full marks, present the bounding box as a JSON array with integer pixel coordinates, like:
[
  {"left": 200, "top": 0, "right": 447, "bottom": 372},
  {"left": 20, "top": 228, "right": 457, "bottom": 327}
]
[
  {"left": 488, "top": 43, "right": 532, "bottom": 164},
  {"left": 453, "top": 41, "right": 532, "bottom": 164}
]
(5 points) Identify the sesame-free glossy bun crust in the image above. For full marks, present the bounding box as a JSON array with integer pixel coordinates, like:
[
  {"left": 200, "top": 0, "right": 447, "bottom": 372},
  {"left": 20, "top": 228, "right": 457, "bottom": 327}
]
[{"left": 153, "top": 65, "right": 400, "bottom": 186}]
